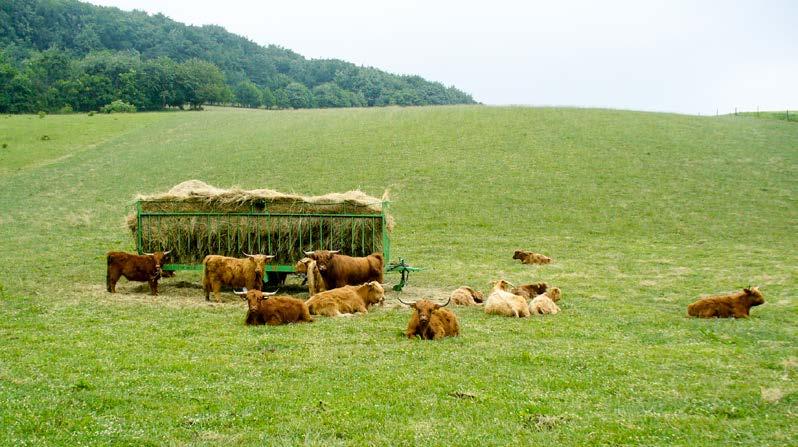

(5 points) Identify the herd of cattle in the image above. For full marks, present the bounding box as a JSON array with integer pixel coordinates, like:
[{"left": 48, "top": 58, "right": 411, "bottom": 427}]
[{"left": 106, "top": 249, "right": 766, "bottom": 339}]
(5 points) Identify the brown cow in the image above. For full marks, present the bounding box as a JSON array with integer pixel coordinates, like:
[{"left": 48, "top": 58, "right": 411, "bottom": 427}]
[
  {"left": 484, "top": 280, "right": 530, "bottom": 318},
  {"left": 399, "top": 297, "right": 460, "bottom": 340},
  {"left": 305, "top": 282, "right": 385, "bottom": 316},
  {"left": 106, "top": 250, "right": 171, "bottom": 296},
  {"left": 512, "top": 282, "right": 548, "bottom": 299},
  {"left": 235, "top": 289, "right": 313, "bottom": 326},
  {"left": 303, "top": 250, "right": 384, "bottom": 289},
  {"left": 512, "top": 250, "right": 552, "bottom": 265},
  {"left": 687, "top": 287, "right": 765, "bottom": 318},
  {"left": 294, "top": 257, "right": 326, "bottom": 296},
  {"left": 450, "top": 286, "right": 484, "bottom": 306},
  {"left": 202, "top": 253, "right": 275, "bottom": 302}
]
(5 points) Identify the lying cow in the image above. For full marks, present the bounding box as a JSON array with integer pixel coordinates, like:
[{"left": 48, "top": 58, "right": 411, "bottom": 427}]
[
  {"left": 235, "top": 289, "right": 313, "bottom": 326},
  {"left": 304, "top": 282, "right": 385, "bottom": 317},
  {"left": 399, "top": 297, "right": 460, "bottom": 340},
  {"left": 529, "top": 287, "right": 562, "bottom": 315},
  {"left": 106, "top": 250, "right": 171, "bottom": 296},
  {"left": 450, "top": 286, "right": 484, "bottom": 306},
  {"left": 512, "top": 282, "right": 548, "bottom": 299},
  {"left": 294, "top": 257, "right": 326, "bottom": 296},
  {"left": 484, "top": 279, "right": 530, "bottom": 318},
  {"left": 512, "top": 250, "right": 552, "bottom": 265},
  {"left": 303, "top": 250, "right": 384, "bottom": 289},
  {"left": 202, "top": 253, "right": 275, "bottom": 302},
  {"left": 687, "top": 287, "right": 765, "bottom": 318}
]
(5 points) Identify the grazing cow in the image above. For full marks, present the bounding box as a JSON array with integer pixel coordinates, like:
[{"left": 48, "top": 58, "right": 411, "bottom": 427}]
[
  {"left": 202, "top": 253, "right": 275, "bottom": 302},
  {"left": 512, "top": 250, "right": 552, "bottom": 265},
  {"left": 294, "top": 257, "right": 326, "bottom": 296},
  {"left": 399, "top": 297, "right": 460, "bottom": 340},
  {"left": 484, "top": 279, "right": 530, "bottom": 318},
  {"left": 305, "top": 282, "right": 385, "bottom": 317},
  {"left": 512, "top": 282, "right": 548, "bottom": 299},
  {"left": 303, "top": 250, "right": 384, "bottom": 289},
  {"left": 235, "top": 289, "right": 313, "bottom": 326},
  {"left": 106, "top": 250, "right": 171, "bottom": 296},
  {"left": 450, "top": 286, "right": 484, "bottom": 306},
  {"left": 687, "top": 287, "right": 765, "bottom": 318},
  {"left": 529, "top": 287, "right": 562, "bottom": 315}
]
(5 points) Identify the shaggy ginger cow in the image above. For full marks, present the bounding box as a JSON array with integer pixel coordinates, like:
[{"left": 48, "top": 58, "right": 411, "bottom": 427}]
[
  {"left": 294, "top": 257, "right": 326, "bottom": 296},
  {"left": 450, "top": 286, "right": 484, "bottom": 306},
  {"left": 202, "top": 253, "right": 275, "bottom": 302},
  {"left": 529, "top": 287, "right": 562, "bottom": 315},
  {"left": 106, "top": 250, "right": 171, "bottom": 296},
  {"left": 305, "top": 281, "right": 385, "bottom": 316},
  {"left": 235, "top": 289, "right": 313, "bottom": 326},
  {"left": 512, "top": 250, "right": 552, "bottom": 265},
  {"left": 303, "top": 250, "right": 384, "bottom": 289},
  {"left": 484, "top": 280, "right": 530, "bottom": 318},
  {"left": 687, "top": 287, "right": 765, "bottom": 318},
  {"left": 399, "top": 297, "right": 460, "bottom": 340},
  {"left": 512, "top": 282, "right": 548, "bottom": 299}
]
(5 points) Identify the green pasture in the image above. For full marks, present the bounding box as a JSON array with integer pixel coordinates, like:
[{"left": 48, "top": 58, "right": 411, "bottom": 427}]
[{"left": 0, "top": 106, "right": 796, "bottom": 446}]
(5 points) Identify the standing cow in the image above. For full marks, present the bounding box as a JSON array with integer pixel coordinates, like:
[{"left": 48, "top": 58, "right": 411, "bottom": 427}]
[
  {"left": 303, "top": 250, "right": 384, "bottom": 289},
  {"left": 106, "top": 250, "right": 171, "bottom": 296},
  {"left": 202, "top": 253, "right": 275, "bottom": 302}
]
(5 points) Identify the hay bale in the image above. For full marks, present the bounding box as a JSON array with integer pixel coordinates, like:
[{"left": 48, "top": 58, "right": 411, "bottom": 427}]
[{"left": 128, "top": 181, "right": 392, "bottom": 265}]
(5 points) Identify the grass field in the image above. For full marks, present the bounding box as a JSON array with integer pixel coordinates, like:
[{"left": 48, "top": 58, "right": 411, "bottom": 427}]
[{"left": 0, "top": 106, "right": 796, "bottom": 446}]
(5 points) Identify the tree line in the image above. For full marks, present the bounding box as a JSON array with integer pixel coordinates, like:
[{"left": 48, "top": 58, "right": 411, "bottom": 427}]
[{"left": 0, "top": 0, "right": 476, "bottom": 113}]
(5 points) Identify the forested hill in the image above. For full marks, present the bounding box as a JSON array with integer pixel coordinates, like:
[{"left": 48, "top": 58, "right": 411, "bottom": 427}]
[{"left": 0, "top": 0, "right": 476, "bottom": 113}]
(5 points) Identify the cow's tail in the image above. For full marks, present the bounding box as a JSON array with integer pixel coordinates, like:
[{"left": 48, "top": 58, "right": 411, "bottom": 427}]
[{"left": 105, "top": 253, "right": 112, "bottom": 292}]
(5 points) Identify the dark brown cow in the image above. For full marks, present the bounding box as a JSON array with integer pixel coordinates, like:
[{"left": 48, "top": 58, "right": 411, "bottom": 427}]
[
  {"left": 236, "top": 289, "right": 313, "bottom": 326},
  {"left": 687, "top": 287, "right": 765, "bottom": 318},
  {"left": 106, "top": 250, "right": 171, "bottom": 296},
  {"left": 399, "top": 297, "right": 460, "bottom": 340},
  {"left": 303, "top": 250, "right": 384, "bottom": 289},
  {"left": 512, "top": 282, "right": 548, "bottom": 299},
  {"left": 202, "top": 253, "right": 275, "bottom": 302},
  {"left": 512, "top": 250, "right": 552, "bottom": 265}
]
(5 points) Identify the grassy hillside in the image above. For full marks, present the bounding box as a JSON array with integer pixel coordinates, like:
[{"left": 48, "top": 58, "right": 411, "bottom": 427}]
[{"left": 0, "top": 106, "right": 796, "bottom": 446}]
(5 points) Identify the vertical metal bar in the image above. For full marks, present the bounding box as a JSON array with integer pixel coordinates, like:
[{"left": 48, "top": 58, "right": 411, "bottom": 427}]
[
  {"left": 207, "top": 215, "right": 211, "bottom": 255},
  {"left": 267, "top": 213, "right": 272, "bottom": 255},
  {"left": 371, "top": 216, "right": 375, "bottom": 256},
  {"left": 319, "top": 217, "right": 323, "bottom": 250},
  {"left": 298, "top": 217, "right": 303, "bottom": 254},
  {"left": 382, "top": 201, "right": 391, "bottom": 263},
  {"left": 136, "top": 201, "right": 142, "bottom": 254},
  {"left": 351, "top": 216, "right": 355, "bottom": 254}
]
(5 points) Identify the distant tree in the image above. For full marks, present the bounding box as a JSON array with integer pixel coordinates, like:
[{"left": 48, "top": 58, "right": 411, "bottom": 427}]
[
  {"left": 6, "top": 75, "right": 36, "bottom": 113},
  {"left": 260, "top": 87, "right": 275, "bottom": 109},
  {"left": 176, "top": 58, "right": 228, "bottom": 109},
  {"left": 284, "top": 82, "right": 313, "bottom": 109},
  {"left": 234, "top": 80, "right": 262, "bottom": 108},
  {"left": 312, "top": 82, "right": 351, "bottom": 108}
]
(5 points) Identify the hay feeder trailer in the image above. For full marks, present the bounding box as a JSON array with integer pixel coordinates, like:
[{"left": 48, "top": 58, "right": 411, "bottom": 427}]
[{"left": 133, "top": 196, "right": 419, "bottom": 291}]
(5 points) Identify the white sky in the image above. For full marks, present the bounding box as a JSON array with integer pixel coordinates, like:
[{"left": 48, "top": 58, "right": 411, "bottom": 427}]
[{"left": 87, "top": 0, "right": 797, "bottom": 115}]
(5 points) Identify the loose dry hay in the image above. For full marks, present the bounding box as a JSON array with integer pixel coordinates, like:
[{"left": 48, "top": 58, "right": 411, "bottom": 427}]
[{"left": 126, "top": 181, "right": 393, "bottom": 265}]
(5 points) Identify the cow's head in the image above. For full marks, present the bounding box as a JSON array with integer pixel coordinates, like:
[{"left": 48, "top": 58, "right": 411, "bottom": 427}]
[
  {"left": 144, "top": 250, "right": 171, "bottom": 278},
  {"left": 361, "top": 281, "right": 385, "bottom": 306},
  {"left": 547, "top": 287, "right": 562, "bottom": 302},
  {"left": 491, "top": 279, "right": 514, "bottom": 291},
  {"left": 303, "top": 250, "right": 340, "bottom": 273},
  {"left": 471, "top": 289, "right": 484, "bottom": 303},
  {"left": 243, "top": 253, "right": 275, "bottom": 283},
  {"left": 398, "top": 297, "right": 450, "bottom": 328},
  {"left": 294, "top": 257, "right": 312, "bottom": 275},
  {"left": 234, "top": 288, "right": 278, "bottom": 307},
  {"left": 512, "top": 250, "right": 525, "bottom": 260},
  {"left": 743, "top": 286, "right": 764, "bottom": 306}
]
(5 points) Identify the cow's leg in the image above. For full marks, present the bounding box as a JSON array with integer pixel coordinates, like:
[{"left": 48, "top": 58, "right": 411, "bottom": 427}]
[
  {"left": 266, "top": 316, "right": 283, "bottom": 325},
  {"left": 149, "top": 279, "right": 158, "bottom": 296},
  {"left": 107, "top": 268, "right": 121, "bottom": 293},
  {"left": 213, "top": 283, "right": 222, "bottom": 302}
]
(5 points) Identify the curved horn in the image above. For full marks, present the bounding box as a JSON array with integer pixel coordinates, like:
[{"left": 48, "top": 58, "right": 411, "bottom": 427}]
[
  {"left": 233, "top": 289, "right": 247, "bottom": 296},
  {"left": 396, "top": 296, "right": 414, "bottom": 306},
  {"left": 329, "top": 250, "right": 340, "bottom": 254},
  {"left": 144, "top": 252, "right": 153, "bottom": 256},
  {"left": 162, "top": 250, "right": 171, "bottom": 256},
  {"left": 263, "top": 290, "right": 279, "bottom": 296},
  {"left": 242, "top": 252, "right": 253, "bottom": 257},
  {"left": 439, "top": 297, "right": 451, "bottom": 307},
  {"left": 265, "top": 255, "right": 276, "bottom": 259}
]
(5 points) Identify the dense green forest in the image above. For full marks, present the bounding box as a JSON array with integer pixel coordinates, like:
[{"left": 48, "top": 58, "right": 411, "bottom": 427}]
[{"left": 0, "top": 0, "right": 476, "bottom": 113}]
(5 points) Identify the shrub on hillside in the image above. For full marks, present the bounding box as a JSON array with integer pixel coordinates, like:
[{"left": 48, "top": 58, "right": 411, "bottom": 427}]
[{"left": 100, "top": 100, "right": 137, "bottom": 114}]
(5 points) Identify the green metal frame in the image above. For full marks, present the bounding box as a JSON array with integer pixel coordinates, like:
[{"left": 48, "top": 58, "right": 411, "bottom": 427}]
[{"left": 135, "top": 199, "right": 393, "bottom": 276}]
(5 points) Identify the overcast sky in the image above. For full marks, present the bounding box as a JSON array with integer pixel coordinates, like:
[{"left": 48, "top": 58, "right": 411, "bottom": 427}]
[{"left": 87, "top": 0, "right": 797, "bottom": 115}]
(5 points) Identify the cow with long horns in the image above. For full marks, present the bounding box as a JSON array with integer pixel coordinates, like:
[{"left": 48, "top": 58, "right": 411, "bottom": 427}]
[
  {"left": 106, "top": 250, "right": 171, "bottom": 296},
  {"left": 303, "top": 250, "right": 384, "bottom": 289},
  {"left": 399, "top": 297, "right": 460, "bottom": 340},
  {"left": 235, "top": 288, "right": 313, "bottom": 326},
  {"left": 202, "top": 253, "right": 275, "bottom": 302}
]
